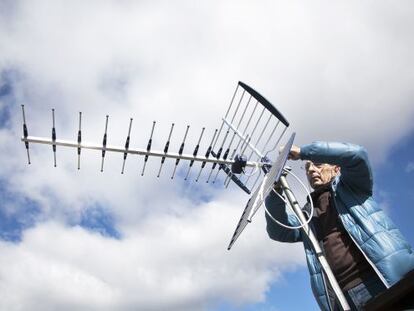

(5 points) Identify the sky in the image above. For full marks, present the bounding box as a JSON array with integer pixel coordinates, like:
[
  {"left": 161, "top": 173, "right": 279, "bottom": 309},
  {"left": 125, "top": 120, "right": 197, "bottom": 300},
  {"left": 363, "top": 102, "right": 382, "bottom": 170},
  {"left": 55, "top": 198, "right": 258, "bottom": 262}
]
[{"left": 0, "top": 1, "right": 413, "bottom": 310}]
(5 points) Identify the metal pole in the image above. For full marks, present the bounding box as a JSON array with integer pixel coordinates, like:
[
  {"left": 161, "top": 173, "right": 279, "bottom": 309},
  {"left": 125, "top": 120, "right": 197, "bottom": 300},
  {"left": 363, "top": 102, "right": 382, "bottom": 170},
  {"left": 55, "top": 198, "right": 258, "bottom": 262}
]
[{"left": 279, "top": 175, "right": 350, "bottom": 311}]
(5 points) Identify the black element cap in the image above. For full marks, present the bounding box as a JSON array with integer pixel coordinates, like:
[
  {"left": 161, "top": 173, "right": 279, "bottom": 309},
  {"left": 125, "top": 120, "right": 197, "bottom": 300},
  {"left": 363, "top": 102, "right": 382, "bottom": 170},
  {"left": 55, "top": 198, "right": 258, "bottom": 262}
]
[{"left": 238, "top": 81, "right": 289, "bottom": 127}]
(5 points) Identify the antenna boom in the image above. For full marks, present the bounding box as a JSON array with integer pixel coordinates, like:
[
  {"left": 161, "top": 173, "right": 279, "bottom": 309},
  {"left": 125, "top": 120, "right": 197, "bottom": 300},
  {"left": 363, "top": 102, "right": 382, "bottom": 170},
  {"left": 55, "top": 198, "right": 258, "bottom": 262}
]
[{"left": 21, "top": 136, "right": 262, "bottom": 168}]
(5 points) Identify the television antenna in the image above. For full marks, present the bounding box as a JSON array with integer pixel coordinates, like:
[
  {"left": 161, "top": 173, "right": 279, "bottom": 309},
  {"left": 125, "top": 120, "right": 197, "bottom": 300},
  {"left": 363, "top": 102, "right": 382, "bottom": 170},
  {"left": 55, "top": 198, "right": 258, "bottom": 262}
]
[{"left": 20, "top": 81, "right": 350, "bottom": 310}]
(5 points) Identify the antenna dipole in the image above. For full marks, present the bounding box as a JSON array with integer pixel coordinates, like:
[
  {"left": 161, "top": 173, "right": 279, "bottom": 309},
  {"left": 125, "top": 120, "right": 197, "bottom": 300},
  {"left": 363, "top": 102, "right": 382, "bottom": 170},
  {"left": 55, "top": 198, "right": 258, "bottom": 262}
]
[
  {"left": 195, "top": 128, "right": 217, "bottom": 182},
  {"left": 77, "top": 112, "right": 82, "bottom": 170},
  {"left": 21, "top": 105, "right": 31, "bottom": 164},
  {"left": 211, "top": 84, "right": 240, "bottom": 150},
  {"left": 184, "top": 127, "right": 205, "bottom": 181},
  {"left": 208, "top": 89, "right": 246, "bottom": 183},
  {"left": 171, "top": 125, "right": 190, "bottom": 179},
  {"left": 207, "top": 129, "right": 230, "bottom": 183},
  {"left": 212, "top": 95, "right": 252, "bottom": 184},
  {"left": 121, "top": 118, "right": 133, "bottom": 174},
  {"left": 157, "top": 123, "right": 174, "bottom": 178},
  {"left": 141, "top": 121, "right": 156, "bottom": 176},
  {"left": 100, "top": 115, "right": 109, "bottom": 172},
  {"left": 229, "top": 100, "right": 259, "bottom": 162},
  {"left": 52, "top": 108, "right": 57, "bottom": 167}
]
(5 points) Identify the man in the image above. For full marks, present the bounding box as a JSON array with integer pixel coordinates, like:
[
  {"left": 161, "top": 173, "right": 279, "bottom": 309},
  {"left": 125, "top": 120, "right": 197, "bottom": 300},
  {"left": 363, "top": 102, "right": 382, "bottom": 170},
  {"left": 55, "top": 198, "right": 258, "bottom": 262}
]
[{"left": 265, "top": 141, "right": 414, "bottom": 310}]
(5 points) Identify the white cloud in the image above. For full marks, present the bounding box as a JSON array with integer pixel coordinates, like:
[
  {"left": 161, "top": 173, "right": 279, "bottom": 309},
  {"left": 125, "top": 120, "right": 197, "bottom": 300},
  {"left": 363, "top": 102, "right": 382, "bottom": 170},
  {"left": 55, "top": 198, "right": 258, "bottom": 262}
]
[
  {"left": 0, "top": 0, "right": 413, "bottom": 310},
  {"left": 0, "top": 203, "right": 303, "bottom": 311}
]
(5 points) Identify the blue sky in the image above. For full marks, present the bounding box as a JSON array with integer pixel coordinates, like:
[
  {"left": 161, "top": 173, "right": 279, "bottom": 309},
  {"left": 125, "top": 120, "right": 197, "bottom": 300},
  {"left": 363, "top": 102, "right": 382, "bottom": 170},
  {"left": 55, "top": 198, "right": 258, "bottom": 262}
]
[{"left": 0, "top": 1, "right": 413, "bottom": 310}]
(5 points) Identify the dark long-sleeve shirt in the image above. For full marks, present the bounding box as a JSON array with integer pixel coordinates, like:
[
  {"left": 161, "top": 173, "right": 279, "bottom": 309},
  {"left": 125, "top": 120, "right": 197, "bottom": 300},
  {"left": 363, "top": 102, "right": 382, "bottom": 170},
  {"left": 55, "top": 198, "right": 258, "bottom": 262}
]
[{"left": 311, "top": 184, "right": 374, "bottom": 291}]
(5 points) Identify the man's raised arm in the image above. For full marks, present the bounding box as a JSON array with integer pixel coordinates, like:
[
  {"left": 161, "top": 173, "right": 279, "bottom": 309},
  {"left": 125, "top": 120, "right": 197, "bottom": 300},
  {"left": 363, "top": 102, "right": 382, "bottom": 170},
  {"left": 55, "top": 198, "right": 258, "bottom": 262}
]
[{"left": 295, "top": 141, "right": 373, "bottom": 195}]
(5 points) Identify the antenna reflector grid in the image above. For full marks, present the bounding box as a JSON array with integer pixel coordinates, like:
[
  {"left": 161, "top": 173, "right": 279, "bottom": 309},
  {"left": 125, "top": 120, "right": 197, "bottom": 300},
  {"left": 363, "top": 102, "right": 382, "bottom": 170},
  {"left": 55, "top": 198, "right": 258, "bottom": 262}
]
[{"left": 227, "top": 132, "right": 295, "bottom": 250}]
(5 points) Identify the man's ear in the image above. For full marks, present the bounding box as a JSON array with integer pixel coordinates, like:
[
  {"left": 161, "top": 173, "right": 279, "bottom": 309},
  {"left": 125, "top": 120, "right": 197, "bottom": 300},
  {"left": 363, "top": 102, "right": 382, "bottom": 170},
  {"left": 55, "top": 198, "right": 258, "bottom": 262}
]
[{"left": 334, "top": 166, "right": 341, "bottom": 174}]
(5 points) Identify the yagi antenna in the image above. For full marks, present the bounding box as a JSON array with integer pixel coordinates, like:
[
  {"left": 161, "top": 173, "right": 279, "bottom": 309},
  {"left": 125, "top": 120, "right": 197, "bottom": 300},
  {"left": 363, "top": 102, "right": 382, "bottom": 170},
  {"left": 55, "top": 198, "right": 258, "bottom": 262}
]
[
  {"left": 19, "top": 82, "right": 352, "bottom": 310},
  {"left": 20, "top": 81, "right": 290, "bottom": 193},
  {"left": 20, "top": 82, "right": 292, "bottom": 246}
]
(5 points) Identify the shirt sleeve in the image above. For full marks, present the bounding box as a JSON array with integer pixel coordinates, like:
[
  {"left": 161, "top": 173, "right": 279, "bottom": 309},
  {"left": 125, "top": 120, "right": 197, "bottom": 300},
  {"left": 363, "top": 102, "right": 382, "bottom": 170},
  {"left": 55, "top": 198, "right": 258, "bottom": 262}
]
[{"left": 265, "top": 188, "right": 302, "bottom": 243}]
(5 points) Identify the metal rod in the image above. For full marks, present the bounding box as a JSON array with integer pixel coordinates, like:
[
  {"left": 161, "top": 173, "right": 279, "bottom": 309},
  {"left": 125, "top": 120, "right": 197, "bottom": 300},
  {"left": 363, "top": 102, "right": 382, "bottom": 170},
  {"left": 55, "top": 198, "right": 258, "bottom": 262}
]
[
  {"left": 261, "top": 120, "right": 280, "bottom": 155},
  {"left": 224, "top": 172, "right": 233, "bottom": 188},
  {"left": 236, "top": 95, "right": 252, "bottom": 129},
  {"left": 52, "top": 108, "right": 57, "bottom": 167},
  {"left": 185, "top": 127, "right": 205, "bottom": 181},
  {"left": 229, "top": 89, "right": 245, "bottom": 124},
  {"left": 100, "top": 115, "right": 109, "bottom": 172},
  {"left": 157, "top": 123, "right": 175, "bottom": 178},
  {"left": 224, "top": 95, "right": 253, "bottom": 156},
  {"left": 224, "top": 104, "right": 242, "bottom": 186},
  {"left": 21, "top": 105, "right": 27, "bottom": 124},
  {"left": 279, "top": 176, "right": 350, "bottom": 311},
  {"left": 207, "top": 129, "right": 230, "bottom": 183},
  {"left": 121, "top": 118, "right": 133, "bottom": 174},
  {"left": 243, "top": 114, "right": 274, "bottom": 185},
  {"left": 249, "top": 168, "right": 263, "bottom": 190},
  {"left": 196, "top": 129, "right": 217, "bottom": 182},
  {"left": 212, "top": 143, "right": 232, "bottom": 184},
  {"left": 77, "top": 112, "right": 82, "bottom": 170},
  {"left": 266, "top": 126, "right": 288, "bottom": 156},
  {"left": 141, "top": 121, "right": 156, "bottom": 176},
  {"left": 171, "top": 125, "right": 190, "bottom": 179},
  {"left": 21, "top": 105, "right": 31, "bottom": 164},
  {"left": 236, "top": 134, "right": 252, "bottom": 189},
  {"left": 247, "top": 113, "right": 272, "bottom": 160},
  {"left": 240, "top": 134, "right": 251, "bottom": 155},
  {"left": 212, "top": 87, "right": 243, "bottom": 151},
  {"left": 246, "top": 106, "right": 265, "bottom": 148},
  {"left": 213, "top": 112, "right": 242, "bottom": 185},
  {"left": 229, "top": 100, "right": 259, "bottom": 161},
  {"left": 223, "top": 119, "right": 263, "bottom": 159},
  {"left": 21, "top": 135, "right": 263, "bottom": 168},
  {"left": 212, "top": 89, "right": 246, "bottom": 157},
  {"left": 245, "top": 121, "right": 284, "bottom": 187}
]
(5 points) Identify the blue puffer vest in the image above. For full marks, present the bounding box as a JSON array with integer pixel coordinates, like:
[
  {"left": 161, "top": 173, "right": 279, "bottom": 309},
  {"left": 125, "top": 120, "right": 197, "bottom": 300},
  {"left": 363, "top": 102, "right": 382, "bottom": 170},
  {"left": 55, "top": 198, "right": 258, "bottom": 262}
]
[{"left": 265, "top": 142, "right": 414, "bottom": 310}]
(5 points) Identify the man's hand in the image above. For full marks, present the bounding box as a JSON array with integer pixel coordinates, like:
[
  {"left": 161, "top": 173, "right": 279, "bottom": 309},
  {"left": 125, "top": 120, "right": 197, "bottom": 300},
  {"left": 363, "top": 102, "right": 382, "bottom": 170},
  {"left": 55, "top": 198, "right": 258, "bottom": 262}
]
[{"left": 279, "top": 145, "right": 301, "bottom": 160}]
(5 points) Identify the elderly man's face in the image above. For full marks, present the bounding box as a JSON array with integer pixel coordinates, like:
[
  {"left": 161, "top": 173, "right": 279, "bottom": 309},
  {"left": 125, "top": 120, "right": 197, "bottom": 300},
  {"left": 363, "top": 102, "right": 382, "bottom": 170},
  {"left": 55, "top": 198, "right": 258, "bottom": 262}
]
[{"left": 305, "top": 161, "right": 339, "bottom": 189}]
